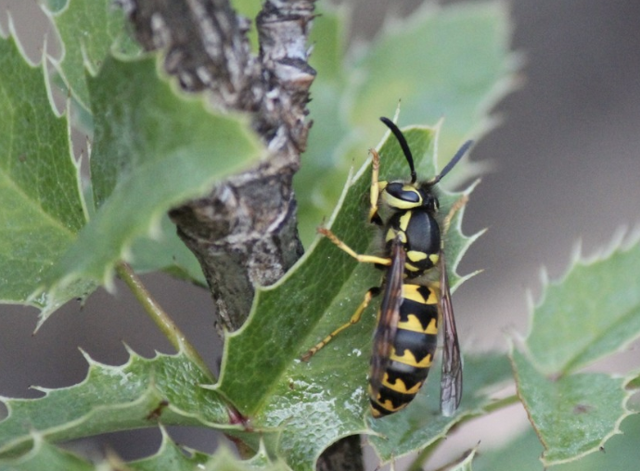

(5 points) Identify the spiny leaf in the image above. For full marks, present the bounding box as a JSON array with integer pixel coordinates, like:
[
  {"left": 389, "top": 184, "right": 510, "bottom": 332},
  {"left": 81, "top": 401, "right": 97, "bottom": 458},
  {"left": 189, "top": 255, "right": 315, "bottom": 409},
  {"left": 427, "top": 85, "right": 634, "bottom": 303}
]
[
  {"left": 218, "top": 125, "right": 482, "bottom": 470},
  {"left": 131, "top": 436, "right": 289, "bottom": 471},
  {"left": 349, "top": 1, "right": 518, "bottom": 161},
  {"left": 474, "top": 411, "right": 640, "bottom": 471},
  {"left": 526, "top": 236, "right": 640, "bottom": 375},
  {"left": 43, "top": 0, "right": 141, "bottom": 111},
  {"left": 197, "top": 446, "right": 290, "bottom": 471},
  {"left": 296, "top": 1, "right": 517, "bottom": 246},
  {"left": 511, "top": 348, "right": 636, "bottom": 466},
  {"left": 0, "top": 430, "right": 288, "bottom": 471},
  {"left": 127, "top": 427, "right": 211, "bottom": 471},
  {"left": 0, "top": 349, "right": 229, "bottom": 458},
  {"left": 37, "top": 52, "right": 262, "bottom": 324},
  {"left": 0, "top": 27, "right": 88, "bottom": 311},
  {"left": 513, "top": 234, "right": 640, "bottom": 465}
]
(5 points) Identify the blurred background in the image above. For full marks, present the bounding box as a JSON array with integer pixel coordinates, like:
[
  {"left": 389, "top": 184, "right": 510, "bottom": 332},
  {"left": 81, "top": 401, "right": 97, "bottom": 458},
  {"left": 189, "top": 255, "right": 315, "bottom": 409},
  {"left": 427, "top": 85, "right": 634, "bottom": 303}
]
[{"left": 1, "top": 0, "right": 639, "bottom": 468}]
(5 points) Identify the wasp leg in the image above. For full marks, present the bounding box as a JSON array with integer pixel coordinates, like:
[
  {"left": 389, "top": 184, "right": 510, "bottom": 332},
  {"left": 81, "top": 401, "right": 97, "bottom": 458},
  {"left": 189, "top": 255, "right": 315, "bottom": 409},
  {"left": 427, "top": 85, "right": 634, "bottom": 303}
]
[
  {"left": 318, "top": 227, "right": 391, "bottom": 266},
  {"left": 301, "top": 287, "right": 380, "bottom": 362},
  {"left": 441, "top": 195, "right": 469, "bottom": 237},
  {"left": 368, "top": 148, "right": 384, "bottom": 225}
]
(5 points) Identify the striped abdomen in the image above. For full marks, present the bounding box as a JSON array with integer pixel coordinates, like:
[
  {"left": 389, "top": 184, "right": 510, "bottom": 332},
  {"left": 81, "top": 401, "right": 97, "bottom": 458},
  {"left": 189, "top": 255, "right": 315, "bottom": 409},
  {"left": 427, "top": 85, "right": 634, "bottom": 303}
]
[{"left": 369, "top": 284, "right": 439, "bottom": 418}]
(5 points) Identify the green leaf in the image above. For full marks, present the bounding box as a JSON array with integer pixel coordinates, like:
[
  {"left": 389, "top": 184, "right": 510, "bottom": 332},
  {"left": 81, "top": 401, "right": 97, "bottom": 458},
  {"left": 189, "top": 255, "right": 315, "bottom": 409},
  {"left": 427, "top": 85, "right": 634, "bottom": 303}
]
[
  {"left": 0, "top": 29, "right": 88, "bottom": 310},
  {"left": 510, "top": 348, "right": 635, "bottom": 466},
  {"left": 349, "top": 2, "right": 518, "bottom": 161},
  {"left": 218, "top": 125, "right": 481, "bottom": 470},
  {"left": 198, "top": 446, "right": 290, "bottom": 471},
  {"left": 476, "top": 401, "right": 640, "bottom": 471},
  {"left": 131, "top": 436, "right": 290, "bottom": 471},
  {"left": 44, "top": 0, "right": 141, "bottom": 111},
  {"left": 526, "top": 238, "right": 640, "bottom": 375},
  {"left": 296, "top": 1, "right": 517, "bottom": 246},
  {"left": 0, "top": 434, "right": 93, "bottom": 471},
  {"left": 512, "top": 236, "right": 640, "bottom": 465},
  {"left": 0, "top": 349, "right": 229, "bottom": 459},
  {"left": 38, "top": 53, "right": 262, "bottom": 322}
]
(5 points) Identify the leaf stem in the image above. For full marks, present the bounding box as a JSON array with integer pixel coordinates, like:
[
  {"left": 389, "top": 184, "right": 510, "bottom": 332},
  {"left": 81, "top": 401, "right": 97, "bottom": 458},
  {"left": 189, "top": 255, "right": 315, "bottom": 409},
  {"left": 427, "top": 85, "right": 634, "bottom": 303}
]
[{"left": 115, "top": 262, "right": 215, "bottom": 382}]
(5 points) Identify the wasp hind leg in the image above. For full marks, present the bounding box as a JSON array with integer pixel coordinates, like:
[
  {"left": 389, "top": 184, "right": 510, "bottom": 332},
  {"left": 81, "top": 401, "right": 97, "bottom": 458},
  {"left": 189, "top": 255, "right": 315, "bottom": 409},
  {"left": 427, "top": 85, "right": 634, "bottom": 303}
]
[{"left": 301, "top": 287, "right": 381, "bottom": 362}]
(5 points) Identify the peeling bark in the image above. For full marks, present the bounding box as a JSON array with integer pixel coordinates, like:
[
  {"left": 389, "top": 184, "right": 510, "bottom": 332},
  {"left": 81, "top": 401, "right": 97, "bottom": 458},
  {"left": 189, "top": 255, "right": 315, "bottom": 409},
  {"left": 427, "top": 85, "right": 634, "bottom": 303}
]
[{"left": 118, "top": 0, "right": 313, "bottom": 333}]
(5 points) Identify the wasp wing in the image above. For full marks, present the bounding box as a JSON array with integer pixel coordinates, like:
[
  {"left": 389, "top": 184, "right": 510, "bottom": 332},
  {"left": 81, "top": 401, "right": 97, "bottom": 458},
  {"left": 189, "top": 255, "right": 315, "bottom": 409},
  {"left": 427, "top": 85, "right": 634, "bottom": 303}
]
[
  {"left": 369, "top": 237, "right": 405, "bottom": 399},
  {"left": 439, "top": 253, "right": 463, "bottom": 416}
]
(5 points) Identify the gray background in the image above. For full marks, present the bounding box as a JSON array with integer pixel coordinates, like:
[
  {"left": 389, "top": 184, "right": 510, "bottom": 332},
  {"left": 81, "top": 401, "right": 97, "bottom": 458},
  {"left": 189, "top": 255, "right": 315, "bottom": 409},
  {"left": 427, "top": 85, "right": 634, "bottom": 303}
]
[{"left": 1, "top": 0, "right": 639, "bottom": 466}]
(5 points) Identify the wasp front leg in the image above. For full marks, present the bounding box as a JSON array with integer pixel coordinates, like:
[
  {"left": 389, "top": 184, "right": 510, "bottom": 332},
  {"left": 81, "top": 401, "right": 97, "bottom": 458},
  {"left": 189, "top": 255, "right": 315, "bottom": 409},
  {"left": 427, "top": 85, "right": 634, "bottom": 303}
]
[
  {"left": 301, "top": 287, "right": 380, "bottom": 362},
  {"left": 368, "top": 148, "right": 388, "bottom": 226}
]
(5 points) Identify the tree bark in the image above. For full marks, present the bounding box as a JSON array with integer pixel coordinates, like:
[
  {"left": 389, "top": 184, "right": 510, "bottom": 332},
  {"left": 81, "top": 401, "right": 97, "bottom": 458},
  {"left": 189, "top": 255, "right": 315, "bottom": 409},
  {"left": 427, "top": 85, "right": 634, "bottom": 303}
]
[{"left": 118, "top": 0, "right": 312, "bottom": 333}]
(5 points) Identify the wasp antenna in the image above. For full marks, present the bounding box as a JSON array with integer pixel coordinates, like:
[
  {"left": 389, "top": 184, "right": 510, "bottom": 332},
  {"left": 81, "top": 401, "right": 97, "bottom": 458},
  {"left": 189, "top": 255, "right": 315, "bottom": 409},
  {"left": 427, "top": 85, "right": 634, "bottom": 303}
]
[
  {"left": 380, "top": 117, "right": 417, "bottom": 183},
  {"left": 432, "top": 140, "right": 474, "bottom": 184}
]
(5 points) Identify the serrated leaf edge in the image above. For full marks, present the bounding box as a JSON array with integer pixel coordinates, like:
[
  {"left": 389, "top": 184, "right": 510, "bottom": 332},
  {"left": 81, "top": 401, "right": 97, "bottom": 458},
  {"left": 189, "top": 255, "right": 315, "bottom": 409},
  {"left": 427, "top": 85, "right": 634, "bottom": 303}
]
[
  {"left": 1, "top": 20, "right": 90, "bottom": 315},
  {"left": 0, "top": 347, "right": 237, "bottom": 456},
  {"left": 507, "top": 341, "right": 639, "bottom": 467},
  {"left": 521, "top": 227, "right": 640, "bottom": 373}
]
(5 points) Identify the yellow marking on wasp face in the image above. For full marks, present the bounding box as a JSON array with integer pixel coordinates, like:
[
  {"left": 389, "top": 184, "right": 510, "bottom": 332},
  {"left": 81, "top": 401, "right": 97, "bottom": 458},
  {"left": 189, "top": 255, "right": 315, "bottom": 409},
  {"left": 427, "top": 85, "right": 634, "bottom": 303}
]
[
  {"left": 429, "top": 253, "right": 439, "bottom": 265},
  {"left": 398, "top": 211, "right": 412, "bottom": 231},
  {"left": 382, "top": 193, "right": 405, "bottom": 209},
  {"left": 382, "top": 373, "right": 422, "bottom": 394},
  {"left": 371, "top": 408, "right": 382, "bottom": 418},
  {"left": 407, "top": 250, "right": 428, "bottom": 262},
  {"left": 390, "top": 347, "right": 433, "bottom": 368}
]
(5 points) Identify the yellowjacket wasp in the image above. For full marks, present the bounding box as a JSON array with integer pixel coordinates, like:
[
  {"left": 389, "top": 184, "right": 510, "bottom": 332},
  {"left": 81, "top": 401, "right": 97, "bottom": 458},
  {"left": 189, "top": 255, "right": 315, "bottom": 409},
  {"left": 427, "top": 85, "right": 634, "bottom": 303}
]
[{"left": 303, "top": 117, "right": 473, "bottom": 418}]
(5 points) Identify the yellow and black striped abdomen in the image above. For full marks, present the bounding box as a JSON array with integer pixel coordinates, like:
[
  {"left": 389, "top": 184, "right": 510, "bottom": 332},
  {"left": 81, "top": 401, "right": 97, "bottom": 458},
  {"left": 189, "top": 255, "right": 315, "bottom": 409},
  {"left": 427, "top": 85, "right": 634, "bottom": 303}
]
[{"left": 370, "top": 284, "right": 439, "bottom": 418}]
